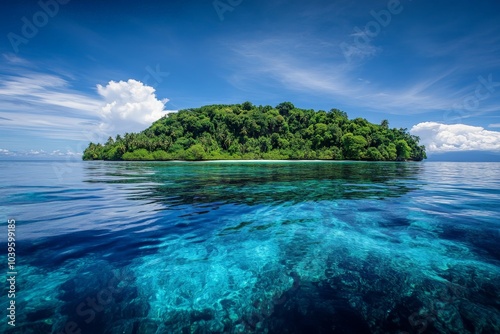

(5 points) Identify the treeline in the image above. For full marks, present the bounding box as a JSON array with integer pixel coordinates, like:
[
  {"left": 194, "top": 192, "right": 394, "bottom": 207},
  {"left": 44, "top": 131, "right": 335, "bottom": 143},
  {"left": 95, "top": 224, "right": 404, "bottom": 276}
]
[{"left": 83, "top": 102, "right": 426, "bottom": 161}]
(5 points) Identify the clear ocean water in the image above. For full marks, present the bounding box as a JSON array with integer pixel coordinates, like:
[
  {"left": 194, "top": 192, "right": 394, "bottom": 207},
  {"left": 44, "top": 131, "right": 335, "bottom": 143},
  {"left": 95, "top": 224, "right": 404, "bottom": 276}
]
[{"left": 1, "top": 160, "right": 499, "bottom": 334}]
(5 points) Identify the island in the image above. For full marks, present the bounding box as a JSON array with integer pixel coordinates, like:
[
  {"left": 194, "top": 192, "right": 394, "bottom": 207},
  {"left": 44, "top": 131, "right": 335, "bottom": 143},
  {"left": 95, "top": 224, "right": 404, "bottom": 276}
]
[{"left": 83, "top": 102, "right": 426, "bottom": 161}]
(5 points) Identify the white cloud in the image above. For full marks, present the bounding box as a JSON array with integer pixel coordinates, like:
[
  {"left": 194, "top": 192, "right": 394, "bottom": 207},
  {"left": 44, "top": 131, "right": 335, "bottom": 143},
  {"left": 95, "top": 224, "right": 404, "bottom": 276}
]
[
  {"left": 29, "top": 149, "right": 44, "bottom": 155},
  {"left": 339, "top": 31, "right": 381, "bottom": 61},
  {"left": 225, "top": 26, "right": 500, "bottom": 118},
  {"left": 227, "top": 39, "right": 492, "bottom": 115},
  {"left": 489, "top": 123, "right": 500, "bottom": 128},
  {"left": 2, "top": 53, "right": 32, "bottom": 66},
  {"left": 410, "top": 122, "right": 500, "bottom": 153},
  {"left": 96, "top": 79, "right": 171, "bottom": 134},
  {"left": 0, "top": 148, "right": 81, "bottom": 158},
  {"left": 49, "top": 149, "right": 82, "bottom": 157},
  {"left": 0, "top": 72, "right": 174, "bottom": 147},
  {"left": 0, "top": 72, "right": 104, "bottom": 142},
  {"left": 0, "top": 73, "right": 101, "bottom": 112}
]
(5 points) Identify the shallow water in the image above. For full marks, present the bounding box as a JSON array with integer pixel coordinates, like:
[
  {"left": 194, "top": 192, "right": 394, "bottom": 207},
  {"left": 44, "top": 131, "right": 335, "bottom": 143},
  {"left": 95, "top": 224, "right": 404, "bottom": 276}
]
[{"left": 1, "top": 161, "right": 499, "bottom": 333}]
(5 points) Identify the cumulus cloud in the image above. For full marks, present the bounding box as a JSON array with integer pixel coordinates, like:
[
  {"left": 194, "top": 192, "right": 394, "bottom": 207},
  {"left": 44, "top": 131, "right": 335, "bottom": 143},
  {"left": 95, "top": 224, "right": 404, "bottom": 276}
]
[
  {"left": 410, "top": 122, "right": 500, "bottom": 153},
  {"left": 97, "top": 79, "right": 171, "bottom": 134}
]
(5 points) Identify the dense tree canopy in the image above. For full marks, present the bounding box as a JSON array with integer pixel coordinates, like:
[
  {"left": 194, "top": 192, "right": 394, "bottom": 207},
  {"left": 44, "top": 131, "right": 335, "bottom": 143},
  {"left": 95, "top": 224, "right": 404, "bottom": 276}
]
[{"left": 83, "top": 102, "right": 426, "bottom": 161}]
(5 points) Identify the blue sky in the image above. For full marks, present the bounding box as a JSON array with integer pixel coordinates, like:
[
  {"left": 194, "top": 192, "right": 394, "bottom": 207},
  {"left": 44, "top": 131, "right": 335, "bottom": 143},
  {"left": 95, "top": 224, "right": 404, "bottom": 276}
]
[{"left": 1, "top": 0, "right": 500, "bottom": 159}]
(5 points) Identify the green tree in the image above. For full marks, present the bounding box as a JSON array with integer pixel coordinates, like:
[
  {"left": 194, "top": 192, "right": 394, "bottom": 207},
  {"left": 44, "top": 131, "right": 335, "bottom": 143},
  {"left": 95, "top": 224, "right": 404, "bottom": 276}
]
[
  {"left": 83, "top": 101, "right": 426, "bottom": 162},
  {"left": 341, "top": 133, "right": 367, "bottom": 160},
  {"left": 122, "top": 149, "right": 153, "bottom": 160},
  {"left": 387, "top": 143, "right": 397, "bottom": 160},
  {"left": 241, "top": 101, "right": 253, "bottom": 111},
  {"left": 396, "top": 139, "right": 412, "bottom": 161},
  {"left": 184, "top": 144, "right": 206, "bottom": 161},
  {"left": 276, "top": 102, "right": 294, "bottom": 117},
  {"left": 366, "top": 147, "right": 383, "bottom": 161}
]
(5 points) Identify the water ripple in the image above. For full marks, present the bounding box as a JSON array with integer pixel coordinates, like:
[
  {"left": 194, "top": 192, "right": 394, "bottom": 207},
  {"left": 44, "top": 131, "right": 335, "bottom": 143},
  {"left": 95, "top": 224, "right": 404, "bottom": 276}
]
[{"left": 1, "top": 161, "right": 499, "bottom": 333}]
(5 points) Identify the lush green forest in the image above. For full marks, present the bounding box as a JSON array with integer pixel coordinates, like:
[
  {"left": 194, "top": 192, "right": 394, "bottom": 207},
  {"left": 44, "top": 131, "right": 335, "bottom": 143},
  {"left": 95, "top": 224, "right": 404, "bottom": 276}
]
[{"left": 83, "top": 102, "right": 426, "bottom": 161}]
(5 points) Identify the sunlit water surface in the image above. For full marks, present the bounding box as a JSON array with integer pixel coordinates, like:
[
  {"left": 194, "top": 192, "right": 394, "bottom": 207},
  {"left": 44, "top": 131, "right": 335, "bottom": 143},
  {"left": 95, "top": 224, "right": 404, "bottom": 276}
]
[{"left": 1, "top": 161, "right": 499, "bottom": 333}]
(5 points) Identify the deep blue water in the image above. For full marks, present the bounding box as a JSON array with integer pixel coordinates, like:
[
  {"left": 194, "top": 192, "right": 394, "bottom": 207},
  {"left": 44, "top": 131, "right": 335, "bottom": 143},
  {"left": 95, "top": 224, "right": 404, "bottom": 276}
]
[{"left": 1, "top": 161, "right": 499, "bottom": 334}]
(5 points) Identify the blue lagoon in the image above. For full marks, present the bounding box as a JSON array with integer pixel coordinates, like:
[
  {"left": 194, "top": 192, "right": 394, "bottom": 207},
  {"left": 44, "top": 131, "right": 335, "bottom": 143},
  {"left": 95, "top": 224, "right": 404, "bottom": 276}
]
[{"left": 1, "top": 161, "right": 499, "bottom": 333}]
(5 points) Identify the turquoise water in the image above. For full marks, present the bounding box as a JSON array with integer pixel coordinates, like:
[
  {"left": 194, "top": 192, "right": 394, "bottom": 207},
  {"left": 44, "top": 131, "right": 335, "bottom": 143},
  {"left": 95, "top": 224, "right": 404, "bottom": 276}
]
[{"left": 1, "top": 161, "right": 499, "bottom": 333}]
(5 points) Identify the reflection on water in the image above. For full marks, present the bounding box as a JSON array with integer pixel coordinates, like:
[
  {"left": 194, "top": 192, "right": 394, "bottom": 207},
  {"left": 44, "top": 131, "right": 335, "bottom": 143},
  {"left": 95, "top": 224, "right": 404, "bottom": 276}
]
[
  {"left": 85, "top": 161, "right": 424, "bottom": 205},
  {"left": 1, "top": 161, "right": 499, "bottom": 333}
]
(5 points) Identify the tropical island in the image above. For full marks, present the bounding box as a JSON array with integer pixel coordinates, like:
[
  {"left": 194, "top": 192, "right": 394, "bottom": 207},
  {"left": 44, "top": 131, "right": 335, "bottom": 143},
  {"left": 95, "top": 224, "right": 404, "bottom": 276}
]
[{"left": 83, "top": 102, "right": 426, "bottom": 161}]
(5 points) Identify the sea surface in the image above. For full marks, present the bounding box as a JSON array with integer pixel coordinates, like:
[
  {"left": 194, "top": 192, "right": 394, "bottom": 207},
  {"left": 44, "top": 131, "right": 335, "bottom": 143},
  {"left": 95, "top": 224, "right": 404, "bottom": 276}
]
[{"left": 0, "top": 160, "right": 499, "bottom": 334}]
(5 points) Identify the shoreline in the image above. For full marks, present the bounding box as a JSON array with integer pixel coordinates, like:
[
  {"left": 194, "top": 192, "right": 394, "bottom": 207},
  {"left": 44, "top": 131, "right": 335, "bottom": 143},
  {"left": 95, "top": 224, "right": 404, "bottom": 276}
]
[{"left": 84, "top": 159, "right": 420, "bottom": 163}]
